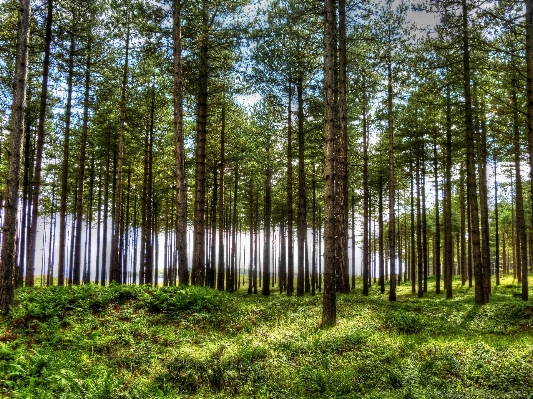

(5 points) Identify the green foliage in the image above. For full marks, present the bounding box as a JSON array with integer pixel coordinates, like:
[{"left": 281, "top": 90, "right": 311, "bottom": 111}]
[{"left": 1, "top": 276, "right": 533, "bottom": 398}]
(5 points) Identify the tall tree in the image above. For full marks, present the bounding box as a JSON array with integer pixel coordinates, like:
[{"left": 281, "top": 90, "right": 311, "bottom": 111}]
[{"left": 0, "top": 0, "right": 31, "bottom": 313}]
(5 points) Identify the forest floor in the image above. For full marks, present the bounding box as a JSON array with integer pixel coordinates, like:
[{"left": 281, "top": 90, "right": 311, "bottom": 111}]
[{"left": 0, "top": 275, "right": 532, "bottom": 399}]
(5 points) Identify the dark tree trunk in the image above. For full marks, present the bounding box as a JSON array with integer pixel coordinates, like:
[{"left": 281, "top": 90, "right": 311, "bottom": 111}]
[
  {"left": 462, "top": 0, "right": 486, "bottom": 304},
  {"left": 111, "top": 23, "right": 130, "bottom": 284},
  {"left": 410, "top": 161, "right": 416, "bottom": 294},
  {"left": 460, "top": 167, "right": 467, "bottom": 286},
  {"left": 73, "top": 44, "right": 91, "bottom": 285},
  {"left": 192, "top": 12, "right": 209, "bottom": 286},
  {"left": 263, "top": 165, "right": 271, "bottom": 296},
  {"left": 287, "top": 81, "right": 294, "bottom": 296},
  {"left": 434, "top": 141, "right": 441, "bottom": 294},
  {"left": 387, "top": 59, "right": 396, "bottom": 301},
  {"left": 494, "top": 161, "right": 500, "bottom": 285},
  {"left": 363, "top": 98, "right": 369, "bottom": 296},
  {"left": 231, "top": 167, "right": 239, "bottom": 293},
  {"left": 379, "top": 175, "right": 385, "bottom": 294},
  {"left": 337, "top": 0, "right": 349, "bottom": 294},
  {"left": 173, "top": 0, "right": 188, "bottom": 286},
  {"left": 523, "top": 0, "right": 532, "bottom": 300},
  {"left": 416, "top": 148, "right": 423, "bottom": 298},
  {"left": 322, "top": 0, "right": 337, "bottom": 327},
  {"left": 297, "top": 75, "right": 307, "bottom": 296},
  {"left": 217, "top": 102, "right": 226, "bottom": 290},
  {"left": 0, "top": 0, "right": 31, "bottom": 312}
]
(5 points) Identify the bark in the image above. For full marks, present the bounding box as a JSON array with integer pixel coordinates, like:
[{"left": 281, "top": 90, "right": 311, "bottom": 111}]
[
  {"left": 192, "top": 10, "right": 209, "bottom": 286},
  {"left": 494, "top": 161, "right": 500, "bottom": 285},
  {"left": 297, "top": 75, "right": 306, "bottom": 296},
  {"left": 379, "top": 175, "right": 385, "bottom": 294},
  {"left": 173, "top": 0, "right": 188, "bottom": 286},
  {"left": 217, "top": 102, "right": 226, "bottom": 290},
  {"left": 422, "top": 149, "right": 428, "bottom": 293},
  {"left": 363, "top": 98, "right": 369, "bottom": 296},
  {"left": 433, "top": 141, "right": 441, "bottom": 294},
  {"left": 460, "top": 167, "right": 467, "bottom": 286},
  {"left": 387, "top": 60, "right": 396, "bottom": 301},
  {"left": 230, "top": 167, "right": 239, "bottom": 293},
  {"left": 410, "top": 161, "right": 416, "bottom": 294},
  {"left": 111, "top": 23, "right": 130, "bottom": 284},
  {"left": 444, "top": 83, "right": 453, "bottom": 298},
  {"left": 263, "top": 165, "right": 271, "bottom": 296},
  {"left": 462, "top": 0, "right": 485, "bottom": 304},
  {"left": 287, "top": 82, "right": 294, "bottom": 296},
  {"left": 524, "top": 0, "right": 533, "bottom": 301},
  {"left": 416, "top": 148, "right": 423, "bottom": 298},
  {"left": 210, "top": 164, "right": 217, "bottom": 289},
  {"left": 513, "top": 83, "right": 528, "bottom": 288},
  {"left": 73, "top": 44, "right": 91, "bottom": 285},
  {"left": 337, "top": 0, "right": 349, "bottom": 294},
  {"left": 322, "top": 0, "right": 337, "bottom": 327},
  {"left": 0, "top": 0, "right": 31, "bottom": 313}
]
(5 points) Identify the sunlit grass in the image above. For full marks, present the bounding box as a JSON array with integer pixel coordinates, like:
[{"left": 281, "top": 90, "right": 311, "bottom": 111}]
[{"left": 0, "top": 274, "right": 532, "bottom": 398}]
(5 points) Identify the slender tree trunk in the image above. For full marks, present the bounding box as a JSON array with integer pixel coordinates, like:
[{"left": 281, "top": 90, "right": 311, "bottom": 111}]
[
  {"left": 322, "top": 0, "right": 337, "bottom": 327},
  {"left": 422, "top": 149, "right": 428, "bottom": 293},
  {"left": 0, "top": 0, "right": 31, "bottom": 312},
  {"left": 494, "top": 161, "right": 500, "bottom": 285},
  {"left": 18, "top": 116, "right": 32, "bottom": 287},
  {"left": 337, "top": 0, "right": 349, "bottom": 294},
  {"left": 513, "top": 82, "right": 528, "bottom": 289},
  {"left": 297, "top": 75, "right": 307, "bottom": 296},
  {"left": 312, "top": 171, "right": 317, "bottom": 295},
  {"left": 434, "top": 141, "right": 441, "bottom": 294},
  {"left": 460, "top": 167, "right": 467, "bottom": 286},
  {"left": 217, "top": 102, "right": 226, "bottom": 290},
  {"left": 410, "top": 161, "right": 416, "bottom": 294},
  {"left": 462, "top": 0, "right": 485, "bottom": 304},
  {"left": 192, "top": 13, "right": 209, "bottom": 286},
  {"left": 263, "top": 164, "right": 271, "bottom": 296},
  {"left": 524, "top": 0, "right": 533, "bottom": 300},
  {"left": 230, "top": 167, "right": 239, "bottom": 293},
  {"left": 387, "top": 59, "right": 396, "bottom": 301},
  {"left": 173, "top": 0, "right": 188, "bottom": 286},
  {"left": 417, "top": 148, "right": 423, "bottom": 298},
  {"left": 73, "top": 44, "right": 91, "bottom": 285},
  {"left": 363, "top": 98, "right": 369, "bottom": 296},
  {"left": 379, "top": 175, "right": 385, "bottom": 294},
  {"left": 111, "top": 23, "right": 130, "bottom": 284}
]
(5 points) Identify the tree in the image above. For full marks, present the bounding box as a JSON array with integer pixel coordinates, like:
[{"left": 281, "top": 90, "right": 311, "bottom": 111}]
[{"left": 0, "top": 0, "right": 31, "bottom": 313}]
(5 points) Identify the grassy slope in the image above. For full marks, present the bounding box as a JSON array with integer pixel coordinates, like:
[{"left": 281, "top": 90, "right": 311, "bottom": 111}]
[{"left": 0, "top": 275, "right": 532, "bottom": 399}]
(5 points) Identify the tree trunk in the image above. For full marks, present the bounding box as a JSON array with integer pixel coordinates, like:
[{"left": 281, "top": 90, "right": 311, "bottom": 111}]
[
  {"left": 263, "top": 165, "right": 271, "bottom": 296},
  {"left": 460, "top": 167, "right": 467, "bottom": 286},
  {"left": 192, "top": 12, "right": 209, "bottom": 286},
  {"left": 434, "top": 141, "right": 441, "bottom": 294},
  {"left": 73, "top": 44, "right": 91, "bottom": 285},
  {"left": 462, "top": 0, "right": 486, "bottom": 304},
  {"left": 494, "top": 161, "right": 500, "bottom": 285},
  {"left": 337, "top": 0, "right": 349, "bottom": 294},
  {"left": 322, "top": 0, "right": 337, "bottom": 327},
  {"left": 363, "top": 97, "right": 370, "bottom": 296},
  {"left": 173, "top": 0, "right": 188, "bottom": 286},
  {"left": 231, "top": 166, "right": 239, "bottom": 293},
  {"left": 111, "top": 23, "right": 130, "bottom": 284},
  {"left": 524, "top": 0, "right": 533, "bottom": 301},
  {"left": 287, "top": 81, "right": 294, "bottom": 296},
  {"left": 387, "top": 59, "right": 396, "bottom": 301},
  {"left": 297, "top": 75, "right": 306, "bottom": 296},
  {"left": 379, "top": 174, "right": 385, "bottom": 294},
  {"left": 0, "top": 0, "right": 31, "bottom": 313}
]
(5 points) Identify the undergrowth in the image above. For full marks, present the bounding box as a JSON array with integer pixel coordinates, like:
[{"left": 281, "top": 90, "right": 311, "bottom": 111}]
[{"left": 0, "top": 275, "right": 532, "bottom": 398}]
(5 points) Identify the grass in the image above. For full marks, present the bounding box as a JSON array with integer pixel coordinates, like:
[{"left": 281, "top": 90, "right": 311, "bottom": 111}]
[{"left": 1, "top": 275, "right": 533, "bottom": 398}]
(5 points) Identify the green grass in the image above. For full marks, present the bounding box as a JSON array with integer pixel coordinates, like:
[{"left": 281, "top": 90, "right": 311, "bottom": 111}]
[{"left": 1, "top": 275, "right": 533, "bottom": 398}]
